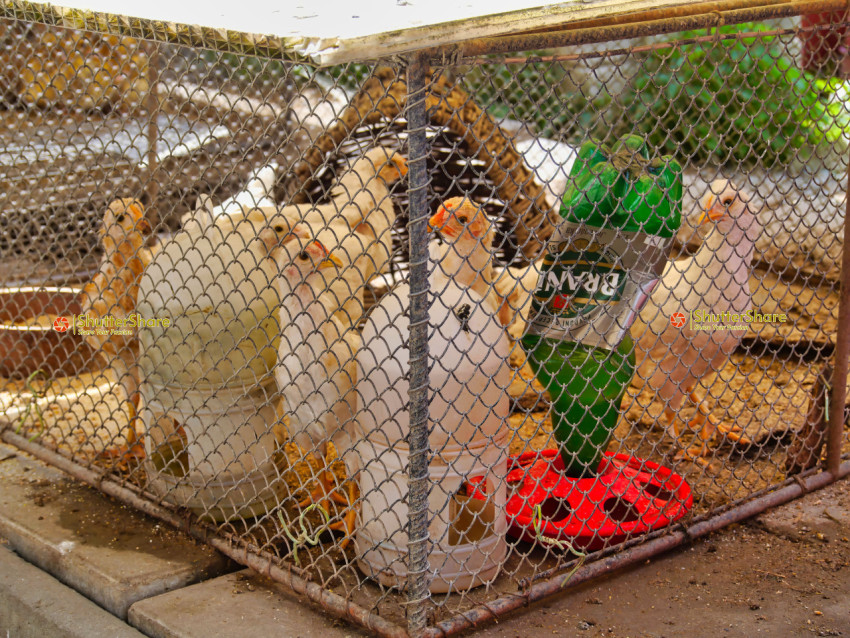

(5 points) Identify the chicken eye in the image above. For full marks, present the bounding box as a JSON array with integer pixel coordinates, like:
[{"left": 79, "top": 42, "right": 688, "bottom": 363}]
[
  {"left": 722, "top": 198, "right": 733, "bottom": 206},
  {"left": 116, "top": 214, "right": 125, "bottom": 223},
  {"left": 297, "top": 251, "right": 310, "bottom": 261},
  {"left": 458, "top": 216, "right": 468, "bottom": 224},
  {"left": 273, "top": 225, "right": 284, "bottom": 233}
]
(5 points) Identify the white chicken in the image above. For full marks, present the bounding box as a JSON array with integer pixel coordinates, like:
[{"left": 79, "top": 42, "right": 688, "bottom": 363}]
[
  {"left": 359, "top": 193, "right": 514, "bottom": 457},
  {"left": 427, "top": 196, "right": 510, "bottom": 325},
  {"left": 258, "top": 224, "right": 360, "bottom": 545},
  {"left": 492, "top": 259, "right": 546, "bottom": 340},
  {"left": 356, "top": 195, "right": 512, "bottom": 570},
  {"left": 180, "top": 162, "right": 278, "bottom": 230},
  {"left": 220, "top": 147, "right": 407, "bottom": 327},
  {"left": 632, "top": 180, "right": 760, "bottom": 463}
]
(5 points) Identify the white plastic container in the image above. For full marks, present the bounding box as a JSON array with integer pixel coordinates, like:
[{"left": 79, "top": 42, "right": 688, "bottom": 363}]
[
  {"left": 355, "top": 282, "right": 511, "bottom": 592},
  {"left": 355, "top": 434, "right": 508, "bottom": 593},
  {"left": 137, "top": 224, "right": 286, "bottom": 522}
]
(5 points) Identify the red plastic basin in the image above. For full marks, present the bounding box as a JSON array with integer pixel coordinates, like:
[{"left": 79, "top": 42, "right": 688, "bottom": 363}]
[{"left": 497, "top": 449, "right": 693, "bottom": 551}]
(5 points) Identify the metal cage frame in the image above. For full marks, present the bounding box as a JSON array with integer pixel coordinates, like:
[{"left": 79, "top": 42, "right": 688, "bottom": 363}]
[{"left": 0, "top": 1, "right": 848, "bottom": 637}]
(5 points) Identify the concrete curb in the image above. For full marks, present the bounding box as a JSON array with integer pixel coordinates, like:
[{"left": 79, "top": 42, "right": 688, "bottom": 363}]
[
  {"left": 0, "top": 443, "right": 235, "bottom": 619},
  {"left": 128, "top": 569, "right": 367, "bottom": 638},
  {"left": 0, "top": 544, "right": 146, "bottom": 638}
]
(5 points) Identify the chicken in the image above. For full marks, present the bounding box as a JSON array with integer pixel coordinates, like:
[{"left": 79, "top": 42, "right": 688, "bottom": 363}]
[
  {"left": 6, "top": 26, "right": 149, "bottom": 112},
  {"left": 632, "top": 180, "right": 760, "bottom": 464},
  {"left": 80, "top": 198, "right": 152, "bottom": 458},
  {"left": 180, "top": 194, "right": 215, "bottom": 233},
  {"left": 219, "top": 147, "right": 407, "bottom": 327},
  {"left": 258, "top": 224, "right": 360, "bottom": 546},
  {"left": 180, "top": 162, "right": 278, "bottom": 230},
  {"left": 427, "top": 197, "right": 510, "bottom": 325}
]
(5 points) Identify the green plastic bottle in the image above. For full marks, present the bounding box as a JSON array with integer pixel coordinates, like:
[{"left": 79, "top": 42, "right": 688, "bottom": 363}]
[{"left": 520, "top": 135, "right": 683, "bottom": 477}]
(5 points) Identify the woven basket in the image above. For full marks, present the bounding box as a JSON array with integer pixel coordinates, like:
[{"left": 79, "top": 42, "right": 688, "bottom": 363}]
[{"left": 277, "top": 66, "right": 555, "bottom": 268}]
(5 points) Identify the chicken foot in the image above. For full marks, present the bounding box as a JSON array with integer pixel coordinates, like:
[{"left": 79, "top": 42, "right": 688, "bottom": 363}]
[
  {"left": 665, "top": 392, "right": 754, "bottom": 466},
  {"left": 99, "top": 380, "right": 145, "bottom": 461},
  {"left": 296, "top": 469, "right": 357, "bottom": 550}
]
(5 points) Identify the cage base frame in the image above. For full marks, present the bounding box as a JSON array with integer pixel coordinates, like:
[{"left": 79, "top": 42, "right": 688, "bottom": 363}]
[
  {"left": 1, "top": 3, "right": 850, "bottom": 637},
  {"left": 2, "top": 428, "right": 847, "bottom": 638}
]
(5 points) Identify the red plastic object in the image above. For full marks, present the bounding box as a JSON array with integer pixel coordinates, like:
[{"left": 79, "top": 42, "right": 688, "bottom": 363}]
[{"left": 497, "top": 449, "right": 693, "bottom": 551}]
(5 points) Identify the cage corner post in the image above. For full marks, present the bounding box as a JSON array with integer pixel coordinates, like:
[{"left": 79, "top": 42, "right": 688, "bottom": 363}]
[
  {"left": 827, "top": 152, "right": 850, "bottom": 475},
  {"left": 405, "top": 49, "right": 433, "bottom": 638},
  {"left": 145, "top": 40, "right": 160, "bottom": 218}
]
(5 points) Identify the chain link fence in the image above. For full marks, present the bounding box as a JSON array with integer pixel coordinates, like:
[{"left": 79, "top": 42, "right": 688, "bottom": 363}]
[{"left": 0, "top": 7, "right": 849, "bottom": 637}]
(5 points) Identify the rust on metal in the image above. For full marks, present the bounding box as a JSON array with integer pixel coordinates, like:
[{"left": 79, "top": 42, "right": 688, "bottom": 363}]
[
  {"left": 145, "top": 42, "right": 160, "bottom": 221},
  {"left": 430, "top": 0, "right": 850, "bottom": 60},
  {"left": 827, "top": 156, "right": 850, "bottom": 474},
  {"left": 406, "top": 51, "right": 434, "bottom": 638},
  {"left": 518, "top": 0, "right": 841, "bottom": 36},
  {"left": 787, "top": 362, "right": 832, "bottom": 475}
]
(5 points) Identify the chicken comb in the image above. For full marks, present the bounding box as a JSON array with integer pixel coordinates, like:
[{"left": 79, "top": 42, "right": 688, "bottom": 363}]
[
  {"left": 128, "top": 203, "right": 145, "bottom": 219},
  {"left": 310, "top": 240, "right": 329, "bottom": 257}
]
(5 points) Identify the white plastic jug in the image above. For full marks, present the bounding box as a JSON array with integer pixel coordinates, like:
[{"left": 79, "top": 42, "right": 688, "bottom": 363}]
[
  {"left": 355, "top": 282, "right": 511, "bottom": 592},
  {"left": 355, "top": 435, "right": 508, "bottom": 593},
  {"left": 137, "top": 224, "right": 285, "bottom": 521}
]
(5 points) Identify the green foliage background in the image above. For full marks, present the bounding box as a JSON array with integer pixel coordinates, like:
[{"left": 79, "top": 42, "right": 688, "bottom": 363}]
[{"left": 465, "top": 24, "right": 850, "bottom": 169}]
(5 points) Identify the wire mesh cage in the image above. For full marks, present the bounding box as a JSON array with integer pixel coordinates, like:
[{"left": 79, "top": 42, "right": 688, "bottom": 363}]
[{"left": 0, "top": 4, "right": 849, "bottom": 637}]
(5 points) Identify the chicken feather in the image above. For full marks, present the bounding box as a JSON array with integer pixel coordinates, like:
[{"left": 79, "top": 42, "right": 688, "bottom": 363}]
[
  {"left": 217, "top": 147, "right": 406, "bottom": 326},
  {"left": 428, "top": 197, "right": 510, "bottom": 325},
  {"left": 259, "top": 224, "right": 360, "bottom": 545}
]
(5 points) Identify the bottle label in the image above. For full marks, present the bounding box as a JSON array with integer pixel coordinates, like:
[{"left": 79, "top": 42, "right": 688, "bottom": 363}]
[{"left": 524, "top": 222, "right": 670, "bottom": 349}]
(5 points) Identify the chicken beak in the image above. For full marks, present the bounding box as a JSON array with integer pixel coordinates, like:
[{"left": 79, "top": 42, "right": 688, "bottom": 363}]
[
  {"left": 698, "top": 196, "right": 727, "bottom": 225},
  {"left": 137, "top": 218, "right": 152, "bottom": 235},
  {"left": 395, "top": 156, "right": 409, "bottom": 178},
  {"left": 318, "top": 253, "right": 344, "bottom": 270},
  {"left": 428, "top": 208, "right": 457, "bottom": 238}
]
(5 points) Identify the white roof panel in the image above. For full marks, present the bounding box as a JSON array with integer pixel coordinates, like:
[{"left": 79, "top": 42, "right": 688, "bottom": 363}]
[{"left": 18, "top": 0, "right": 727, "bottom": 63}]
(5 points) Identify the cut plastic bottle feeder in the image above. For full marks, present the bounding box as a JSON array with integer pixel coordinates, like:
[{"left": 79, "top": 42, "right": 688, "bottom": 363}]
[
  {"left": 355, "top": 283, "right": 511, "bottom": 593},
  {"left": 137, "top": 223, "right": 285, "bottom": 522}
]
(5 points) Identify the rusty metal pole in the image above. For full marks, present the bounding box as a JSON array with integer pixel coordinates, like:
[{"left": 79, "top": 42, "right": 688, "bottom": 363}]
[
  {"left": 826, "top": 160, "right": 850, "bottom": 474},
  {"left": 145, "top": 41, "right": 160, "bottom": 217},
  {"left": 406, "top": 52, "right": 433, "bottom": 637}
]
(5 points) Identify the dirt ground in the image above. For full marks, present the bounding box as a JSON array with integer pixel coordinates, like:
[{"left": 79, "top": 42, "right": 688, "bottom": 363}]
[{"left": 478, "top": 478, "right": 850, "bottom": 638}]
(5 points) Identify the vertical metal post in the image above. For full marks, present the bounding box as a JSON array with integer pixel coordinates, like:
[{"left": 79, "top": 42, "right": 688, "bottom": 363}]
[
  {"left": 827, "top": 161, "right": 850, "bottom": 474},
  {"left": 406, "top": 52, "right": 432, "bottom": 637},
  {"left": 145, "top": 41, "right": 160, "bottom": 217}
]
